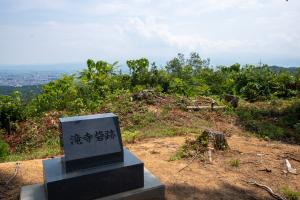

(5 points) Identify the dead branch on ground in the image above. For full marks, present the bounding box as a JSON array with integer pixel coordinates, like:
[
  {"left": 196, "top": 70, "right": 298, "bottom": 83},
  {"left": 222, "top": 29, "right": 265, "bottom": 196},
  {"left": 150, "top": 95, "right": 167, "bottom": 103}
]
[
  {"left": 242, "top": 180, "right": 286, "bottom": 200},
  {"left": 178, "top": 151, "right": 200, "bottom": 173}
]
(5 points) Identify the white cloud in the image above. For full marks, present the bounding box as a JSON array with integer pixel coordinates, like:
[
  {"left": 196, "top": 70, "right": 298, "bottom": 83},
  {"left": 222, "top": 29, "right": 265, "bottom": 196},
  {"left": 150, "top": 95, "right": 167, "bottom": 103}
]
[
  {"left": 127, "top": 17, "right": 249, "bottom": 53},
  {"left": 0, "top": 0, "right": 300, "bottom": 66}
]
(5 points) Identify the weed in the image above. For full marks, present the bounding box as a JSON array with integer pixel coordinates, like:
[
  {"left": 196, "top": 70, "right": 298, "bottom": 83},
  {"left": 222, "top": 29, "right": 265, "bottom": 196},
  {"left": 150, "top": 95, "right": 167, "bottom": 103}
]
[
  {"left": 122, "top": 130, "right": 139, "bottom": 143},
  {"left": 128, "top": 112, "right": 156, "bottom": 129},
  {"left": 44, "top": 129, "right": 60, "bottom": 146},
  {"left": 169, "top": 131, "right": 222, "bottom": 161},
  {"left": 230, "top": 159, "right": 240, "bottom": 167},
  {"left": 281, "top": 186, "right": 300, "bottom": 200},
  {"left": 169, "top": 147, "right": 185, "bottom": 161},
  {"left": 168, "top": 145, "right": 205, "bottom": 161},
  {"left": 3, "top": 146, "right": 61, "bottom": 162},
  {"left": 161, "top": 104, "right": 173, "bottom": 117}
]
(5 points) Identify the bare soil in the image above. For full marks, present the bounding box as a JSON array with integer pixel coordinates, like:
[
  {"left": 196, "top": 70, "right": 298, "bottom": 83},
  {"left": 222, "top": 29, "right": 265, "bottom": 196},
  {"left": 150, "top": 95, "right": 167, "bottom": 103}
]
[{"left": 1, "top": 133, "right": 300, "bottom": 200}]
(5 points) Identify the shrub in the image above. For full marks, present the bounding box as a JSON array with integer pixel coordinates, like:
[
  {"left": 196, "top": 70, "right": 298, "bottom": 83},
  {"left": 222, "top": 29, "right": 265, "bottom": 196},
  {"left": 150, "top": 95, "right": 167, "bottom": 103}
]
[
  {"left": 0, "top": 91, "right": 24, "bottom": 133},
  {"left": 294, "top": 123, "right": 300, "bottom": 134},
  {"left": 0, "top": 139, "right": 9, "bottom": 158},
  {"left": 257, "top": 124, "right": 284, "bottom": 139}
]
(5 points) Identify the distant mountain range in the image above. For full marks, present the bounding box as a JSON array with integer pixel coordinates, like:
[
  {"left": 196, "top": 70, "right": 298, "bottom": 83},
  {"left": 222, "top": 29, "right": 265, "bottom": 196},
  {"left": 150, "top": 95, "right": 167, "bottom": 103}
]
[{"left": 269, "top": 66, "right": 299, "bottom": 74}]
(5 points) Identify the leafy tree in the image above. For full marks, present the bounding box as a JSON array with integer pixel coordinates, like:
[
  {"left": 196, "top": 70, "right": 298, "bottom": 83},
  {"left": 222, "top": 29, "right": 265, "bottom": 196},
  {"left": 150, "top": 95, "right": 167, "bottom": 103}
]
[
  {"left": 187, "top": 52, "right": 210, "bottom": 73},
  {"left": 169, "top": 78, "right": 189, "bottom": 96},
  {"left": 165, "top": 53, "right": 186, "bottom": 77},
  {"left": 235, "top": 65, "right": 276, "bottom": 101},
  {"left": 127, "top": 58, "right": 150, "bottom": 90},
  {"left": 0, "top": 92, "right": 23, "bottom": 133},
  {"left": 80, "top": 59, "right": 118, "bottom": 96},
  {"left": 273, "top": 71, "right": 297, "bottom": 97}
]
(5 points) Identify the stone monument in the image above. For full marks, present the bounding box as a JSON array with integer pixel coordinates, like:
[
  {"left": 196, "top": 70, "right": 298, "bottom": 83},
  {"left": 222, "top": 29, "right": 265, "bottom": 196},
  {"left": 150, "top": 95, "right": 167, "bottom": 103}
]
[{"left": 20, "top": 113, "right": 165, "bottom": 200}]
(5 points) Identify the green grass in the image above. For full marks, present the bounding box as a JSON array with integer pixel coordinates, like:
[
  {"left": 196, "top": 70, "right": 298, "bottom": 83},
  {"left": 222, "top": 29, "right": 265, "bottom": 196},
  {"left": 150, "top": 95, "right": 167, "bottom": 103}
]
[
  {"left": 169, "top": 147, "right": 186, "bottom": 161},
  {"left": 122, "top": 130, "right": 139, "bottom": 143},
  {"left": 281, "top": 186, "right": 300, "bottom": 200},
  {"left": 229, "top": 159, "right": 240, "bottom": 167},
  {"left": 1, "top": 144, "right": 61, "bottom": 162},
  {"left": 168, "top": 146, "right": 205, "bottom": 161}
]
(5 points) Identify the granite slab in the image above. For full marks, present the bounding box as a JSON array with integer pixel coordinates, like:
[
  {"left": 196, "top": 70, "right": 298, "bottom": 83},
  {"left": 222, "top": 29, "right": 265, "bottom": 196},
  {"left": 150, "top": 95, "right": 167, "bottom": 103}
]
[
  {"left": 21, "top": 169, "right": 165, "bottom": 200},
  {"left": 43, "top": 148, "right": 144, "bottom": 200}
]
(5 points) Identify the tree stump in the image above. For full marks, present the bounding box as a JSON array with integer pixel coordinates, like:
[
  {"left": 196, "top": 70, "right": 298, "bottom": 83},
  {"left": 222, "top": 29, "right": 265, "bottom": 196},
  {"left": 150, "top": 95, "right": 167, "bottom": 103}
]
[
  {"left": 202, "top": 129, "right": 229, "bottom": 150},
  {"left": 223, "top": 94, "right": 239, "bottom": 108}
]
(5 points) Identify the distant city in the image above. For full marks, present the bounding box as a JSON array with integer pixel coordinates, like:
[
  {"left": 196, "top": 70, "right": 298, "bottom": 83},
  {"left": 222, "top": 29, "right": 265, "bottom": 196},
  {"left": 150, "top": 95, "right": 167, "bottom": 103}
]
[
  {"left": 0, "top": 63, "right": 129, "bottom": 87},
  {"left": 0, "top": 63, "right": 84, "bottom": 87},
  {"left": 0, "top": 70, "right": 71, "bottom": 87}
]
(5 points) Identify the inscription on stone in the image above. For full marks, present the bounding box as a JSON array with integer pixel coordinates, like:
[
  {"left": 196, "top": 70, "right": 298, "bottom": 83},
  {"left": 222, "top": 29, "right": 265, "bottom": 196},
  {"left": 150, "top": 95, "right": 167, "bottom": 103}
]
[{"left": 60, "top": 113, "right": 122, "bottom": 162}]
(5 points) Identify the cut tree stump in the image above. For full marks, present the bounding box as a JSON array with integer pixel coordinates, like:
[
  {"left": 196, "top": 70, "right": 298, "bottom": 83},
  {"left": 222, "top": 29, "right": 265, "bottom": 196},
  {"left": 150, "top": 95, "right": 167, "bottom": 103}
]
[
  {"left": 223, "top": 94, "right": 239, "bottom": 108},
  {"left": 202, "top": 129, "right": 229, "bottom": 150}
]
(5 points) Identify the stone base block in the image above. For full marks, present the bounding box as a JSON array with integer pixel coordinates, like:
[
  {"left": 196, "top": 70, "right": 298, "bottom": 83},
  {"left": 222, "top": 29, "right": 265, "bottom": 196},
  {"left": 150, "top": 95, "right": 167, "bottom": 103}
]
[
  {"left": 43, "top": 149, "right": 144, "bottom": 200},
  {"left": 20, "top": 169, "right": 165, "bottom": 200}
]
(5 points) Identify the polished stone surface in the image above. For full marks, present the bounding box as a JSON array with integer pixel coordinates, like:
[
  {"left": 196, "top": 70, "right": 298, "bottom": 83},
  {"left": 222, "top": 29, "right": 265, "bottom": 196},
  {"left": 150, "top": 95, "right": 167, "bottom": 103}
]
[
  {"left": 43, "top": 148, "right": 144, "bottom": 200},
  {"left": 21, "top": 169, "right": 165, "bottom": 200},
  {"left": 59, "top": 113, "right": 124, "bottom": 172}
]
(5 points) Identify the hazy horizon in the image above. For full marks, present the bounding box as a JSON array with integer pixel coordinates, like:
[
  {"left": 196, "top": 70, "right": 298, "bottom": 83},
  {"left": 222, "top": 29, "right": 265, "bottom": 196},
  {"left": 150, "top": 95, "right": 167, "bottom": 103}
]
[{"left": 0, "top": 57, "right": 299, "bottom": 72}]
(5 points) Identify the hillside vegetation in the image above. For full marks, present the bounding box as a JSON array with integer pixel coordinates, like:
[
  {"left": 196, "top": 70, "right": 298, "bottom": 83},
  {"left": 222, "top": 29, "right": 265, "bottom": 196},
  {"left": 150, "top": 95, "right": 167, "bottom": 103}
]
[{"left": 0, "top": 52, "right": 299, "bottom": 160}]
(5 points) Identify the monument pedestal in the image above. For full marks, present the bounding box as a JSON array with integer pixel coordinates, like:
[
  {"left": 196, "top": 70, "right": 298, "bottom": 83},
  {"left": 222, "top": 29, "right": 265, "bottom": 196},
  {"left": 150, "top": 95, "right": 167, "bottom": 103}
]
[
  {"left": 20, "top": 168, "right": 165, "bottom": 200},
  {"left": 43, "top": 149, "right": 144, "bottom": 200}
]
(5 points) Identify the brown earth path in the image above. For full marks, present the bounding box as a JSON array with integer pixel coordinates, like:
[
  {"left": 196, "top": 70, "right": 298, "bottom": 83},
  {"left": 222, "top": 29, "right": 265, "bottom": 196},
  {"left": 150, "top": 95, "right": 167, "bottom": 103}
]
[{"left": 1, "top": 134, "right": 300, "bottom": 200}]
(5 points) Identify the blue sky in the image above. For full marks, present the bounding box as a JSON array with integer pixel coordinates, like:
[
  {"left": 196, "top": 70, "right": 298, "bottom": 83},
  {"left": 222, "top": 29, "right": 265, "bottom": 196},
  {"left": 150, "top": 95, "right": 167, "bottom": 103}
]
[{"left": 0, "top": 0, "right": 300, "bottom": 68}]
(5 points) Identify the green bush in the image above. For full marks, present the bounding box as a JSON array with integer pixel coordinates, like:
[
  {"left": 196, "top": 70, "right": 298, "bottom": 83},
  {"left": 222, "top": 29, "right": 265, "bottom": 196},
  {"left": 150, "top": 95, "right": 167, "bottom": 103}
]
[
  {"left": 236, "top": 99, "right": 300, "bottom": 143},
  {"left": 257, "top": 123, "right": 284, "bottom": 138},
  {"left": 0, "top": 139, "right": 9, "bottom": 158},
  {"left": 0, "top": 91, "right": 24, "bottom": 133},
  {"left": 294, "top": 123, "right": 300, "bottom": 134}
]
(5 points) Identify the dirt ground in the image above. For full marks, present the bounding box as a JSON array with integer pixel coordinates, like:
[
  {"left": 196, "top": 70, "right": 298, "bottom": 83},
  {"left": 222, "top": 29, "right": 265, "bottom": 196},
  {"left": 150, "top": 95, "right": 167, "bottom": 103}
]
[{"left": 0, "top": 134, "right": 300, "bottom": 200}]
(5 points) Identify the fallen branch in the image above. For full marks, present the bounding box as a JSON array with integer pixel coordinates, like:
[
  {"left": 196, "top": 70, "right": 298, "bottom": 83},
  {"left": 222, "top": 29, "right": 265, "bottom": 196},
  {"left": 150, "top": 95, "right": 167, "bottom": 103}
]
[
  {"left": 288, "top": 157, "right": 300, "bottom": 163},
  {"left": 280, "top": 153, "right": 300, "bottom": 163},
  {"left": 5, "top": 162, "right": 20, "bottom": 185},
  {"left": 187, "top": 105, "right": 225, "bottom": 111},
  {"left": 178, "top": 151, "right": 200, "bottom": 173},
  {"left": 243, "top": 180, "right": 286, "bottom": 200},
  {"left": 258, "top": 168, "right": 272, "bottom": 173}
]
